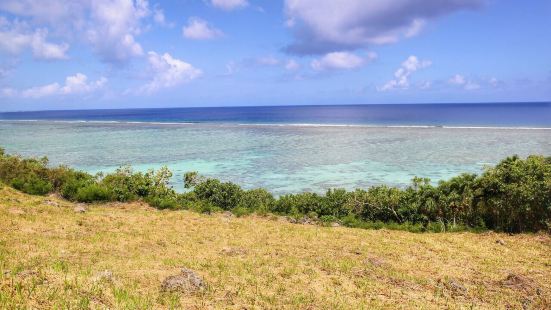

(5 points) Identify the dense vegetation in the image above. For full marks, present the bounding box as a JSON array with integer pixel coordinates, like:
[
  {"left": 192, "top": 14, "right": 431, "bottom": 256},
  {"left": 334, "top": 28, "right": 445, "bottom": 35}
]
[{"left": 0, "top": 147, "right": 549, "bottom": 233}]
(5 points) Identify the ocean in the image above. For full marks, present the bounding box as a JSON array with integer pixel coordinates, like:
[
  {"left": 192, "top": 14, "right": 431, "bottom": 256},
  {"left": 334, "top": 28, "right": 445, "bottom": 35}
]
[{"left": 1, "top": 103, "right": 550, "bottom": 194}]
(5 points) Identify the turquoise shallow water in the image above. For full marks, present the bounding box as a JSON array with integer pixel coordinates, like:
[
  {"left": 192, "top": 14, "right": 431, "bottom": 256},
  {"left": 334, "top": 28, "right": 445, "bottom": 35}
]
[{"left": 1, "top": 121, "right": 550, "bottom": 194}]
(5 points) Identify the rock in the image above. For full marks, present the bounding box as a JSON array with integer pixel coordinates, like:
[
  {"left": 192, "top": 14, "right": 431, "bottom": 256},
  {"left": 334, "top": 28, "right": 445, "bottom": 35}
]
[
  {"left": 447, "top": 279, "right": 468, "bottom": 295},
  {"left": 74, "top": 204, "right": 87, "bottom": 213},
  {"left": 220, "top": 247, "right": 247, "bottom": 256},
  {"left": 298, "top": 216, "right": 316, "bottom": 225},
  {"left": 365, "top": 257, "right": 386, "bottom": 267},
  {"left": 93, "top": 270, "right": 114, "bottom": 283},
  {"left": 161, "top": 268, "right": 205, "bottom": 293},
  {"left": 44, "top": 200, "right": 60, "bottom": 207},
  {"left": 496, "top": 239, "right": 506, "bottom": 246},
  {"left": 17, "top": 270, "right": 38, "bottom": 279},
  {"left": 286, "top": 217, "right": 298, "bottom": 224},
  {"left": 222, "top": 211, "right": 234, "bottom": 218},
  {"left": 331, "top": 222, "right": 341, "bottom": 227},
  {"left": 500, "top": 273, "right": 536, "bottom": 292},
  {"left": 437, "top": 278, "right": 468, "bottom": 296}
]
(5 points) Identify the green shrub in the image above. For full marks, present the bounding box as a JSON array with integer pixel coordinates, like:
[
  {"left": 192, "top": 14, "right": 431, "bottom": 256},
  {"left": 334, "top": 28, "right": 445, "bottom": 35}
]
[
  {"left": 11, "top": 175, "right": 53, "bottom": 195},
  {"left": 74, "top": 184, "right": 112, "bottom": 203},
  {"left": 193, "top": 178, "right": 243, "bottom": 210},
  {"left": 1, "top": 147, "right": 550, "bottom": 233},
  {"left": 238, "top": 188, "right": 275, "bottom": 212},
  {"left": 145, "top": 195, "right": 179, "bottom": 210},
  {"left": 60, "top": 172, "right": 95, "bottom": 201}
]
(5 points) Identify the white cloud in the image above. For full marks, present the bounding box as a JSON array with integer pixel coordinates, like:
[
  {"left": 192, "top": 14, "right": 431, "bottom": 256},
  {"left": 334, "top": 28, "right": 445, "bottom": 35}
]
[
  {"left": 0, "top": 20, "right": 69, "bottom": 60},
  {"left": 0, "top": 0, "right": 87, "bottom": 29},
  {"left": 420, "top": 80, "right": 432, "bottom": 90},
  {"left": 4, "top": 73, "right": 107, "bottom": 98},
  {"left": 284, "top": 0, "right": 483, "bottom": 54},
  {"left": 211, "top": 0, "right": 248, "bottom": 11},
  {"left": 60, "top": 73, "right": 107, "bottom": 94},
  {"left": 311, "top": 51, "right": 376, "bottom": 71},
  {"left": 489, "top": 77, "right": 502, "bottom": 87},
  {"left": 1, "top": 87, "right": 17, "bottom": 97},
  {"left": 464, "top": 81, "right": 480, "bottom": 90},
  {"left": 448, "top": 74, "right": 481, "bottom": 90},
  {"left": 21, "top": 83, "right": 61, "bottom": 98},
  {"left": 182, "top": 17, "right": 223, "bottom": 40},
  {"left": 449, "top": 74, "right": 466, "bottom": 85},
  {"left": 140, "top": 51, "right": 202, "bottom": 93},
  {"left": 378, "top": 55, "right": 431, "bottom": 91},
  {"left": 285, "top": 59, "right": 300, "bottom": 71},
  {"left": 256, "top": 56, "right": 280, "bottom": 66},
  {"left": 0, "top": 0, "right": 153, "bottom": 64},
  {"left": 153, "top": 5, "right": 173, "bottom": 27},
  {"left": 404, "top": 19, "right": 426, "bottom": 38},
  {"left": 87, "top": 0, "right": 150, "bottom": 63}
]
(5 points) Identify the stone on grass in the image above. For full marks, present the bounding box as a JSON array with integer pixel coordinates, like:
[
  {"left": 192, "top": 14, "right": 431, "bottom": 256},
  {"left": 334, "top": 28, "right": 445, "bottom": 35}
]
[
  {"left": 74, "top": 204, "right": 87, "bottom": 213},
  {"left": 44, "top": 200, "right": 60, "bottom": 207},
  {"left": 93, "top": 270, "right": 114, "bottom": 283},
  {"left": 161, "top": 268, "right": 205, "bottom": 293},
  {"left": 220, "top": 247, "right": 247, "bottom": 256},
  {"left": 495, "top": 239, "right": 506, "bottom": 246}
]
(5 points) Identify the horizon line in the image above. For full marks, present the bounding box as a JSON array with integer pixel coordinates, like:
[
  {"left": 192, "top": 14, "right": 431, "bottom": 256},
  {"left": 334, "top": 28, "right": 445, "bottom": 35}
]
[{"left": 1, "top": 101, "right": 550, "bottom": 114}]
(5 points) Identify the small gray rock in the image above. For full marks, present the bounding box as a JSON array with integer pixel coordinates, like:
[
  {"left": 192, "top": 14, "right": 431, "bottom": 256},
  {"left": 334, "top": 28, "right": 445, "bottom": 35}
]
[
  {"left": 331, "top": 222, "right": 341, "bottom": 227},
  {"left": 93, "top": 270, "right": 114, "bottom": 283},
  {"left": 220, "top": 247, "right": 247, "bottom": 256},
  {"left": 496, "top": 239, "right": 506, "bottom": 246},
  {"left": 161, "top": 268, "right": 205, "bottom": 293},
  {"left": 74, "top": 204, "right": 86, "bottom": 213},
  {"left": 44, "top": 200, "right": 60, "bottom": 207}
]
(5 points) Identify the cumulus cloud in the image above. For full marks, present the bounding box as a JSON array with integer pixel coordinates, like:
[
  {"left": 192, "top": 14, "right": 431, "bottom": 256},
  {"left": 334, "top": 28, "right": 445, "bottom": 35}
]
[
  {"left": 1, "top": 73, "right": 107, "bottom": 98},
  {"left": 153, "top": 4, "right": 173, "bottom": 28},
  {"left": 87, "top": 0, "right": 150, "bottom": 63},
  {"left": 182, "top": 18, "right": 223, "bottom": 40},
  {"left": 210, "top": 0, "right": 248, "bottom": 11},
  {"left": 448, "top": 74, "right": 481, "bottom": 90},
  {"left": 0, "top": 87, "right": 17, "bottom": 97},
  {"left": 378, "top": 55, "right": 431, "bottom": 91},
  {"left": 0, "top": 0, "right": 156, "bottom": 64},
  {"left": 140, "top": 51, "right": 202, "bottom": 94},
  {"left": 284, "top": 0, "right": 484, "bottom": 54},
  {"left": 448, "top": 74, "right": 466, "bottom": 85},
  {"left": 0, "top": 0, "right": 88, "bottom": 30},
  {"left": 256, "top": 56, "right": 280, "bottom": 66},
  {"left": 285, "top": 59, "right": 300, "bottom": 71},
  {"left": 0, "top": 19, "right": 69, "bottom": 60},
  {"left": 311, "top": 51, "right": 376, "bottom": 71}
]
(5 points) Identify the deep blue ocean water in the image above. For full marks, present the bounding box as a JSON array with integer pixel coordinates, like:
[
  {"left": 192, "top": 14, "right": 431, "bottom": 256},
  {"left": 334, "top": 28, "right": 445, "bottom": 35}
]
[
  {"left": 1, "top": 103, "right": 550, "bottom": 194},
  {"left": 1, "top": 102, "right": 550, "bottom": 127}
]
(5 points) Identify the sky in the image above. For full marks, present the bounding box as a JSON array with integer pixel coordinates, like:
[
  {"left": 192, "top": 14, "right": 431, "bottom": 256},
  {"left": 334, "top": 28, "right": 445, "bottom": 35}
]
[{"left": 0, "top": 0, "right": 550, "bottom": 111}]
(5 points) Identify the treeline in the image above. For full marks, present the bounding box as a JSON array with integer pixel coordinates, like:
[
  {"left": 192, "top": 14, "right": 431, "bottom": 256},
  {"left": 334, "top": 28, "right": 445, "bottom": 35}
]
[{"left": 0, "top": 147, "right": 549, "bottom": 233}]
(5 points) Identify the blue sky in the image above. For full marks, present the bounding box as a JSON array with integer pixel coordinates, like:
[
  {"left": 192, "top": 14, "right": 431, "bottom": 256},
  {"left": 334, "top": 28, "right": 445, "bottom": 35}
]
[{"left": 0, "top": 0, "right": 550, "bottom": 111}]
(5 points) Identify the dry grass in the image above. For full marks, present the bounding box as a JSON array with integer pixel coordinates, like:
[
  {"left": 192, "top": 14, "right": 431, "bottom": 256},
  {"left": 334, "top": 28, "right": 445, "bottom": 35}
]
[{"left": 1, "top": 185, "right": 550, "bottom": 309}]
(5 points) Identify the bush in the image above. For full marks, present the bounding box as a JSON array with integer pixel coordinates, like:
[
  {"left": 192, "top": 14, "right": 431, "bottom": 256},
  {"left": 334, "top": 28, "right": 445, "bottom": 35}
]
[
  {"left": 145, "top": 195, "right": 180, "bottom": 210},
  {"left": 74, "top": 184, "right": 112, "bottom": 203},
  {"left": 238, "top": 188, "right": 275, "bottom": 212},
  {"left": 11, "top": 175, "right": 53, "bottom": 195},
  {"left": 60, "top": 172, "right": 95, "bottom": 201},
  {"left": 193, "top": 178, "right": 243, "bottom": 210},
  {"left": 1, "top": 147, "right": 550, "bottom": 233}
]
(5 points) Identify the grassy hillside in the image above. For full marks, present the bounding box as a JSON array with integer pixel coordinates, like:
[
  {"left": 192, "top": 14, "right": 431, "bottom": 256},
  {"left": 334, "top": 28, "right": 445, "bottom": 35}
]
[{"left": 1, "top": 185, "right": 550, "bottom": 309}]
